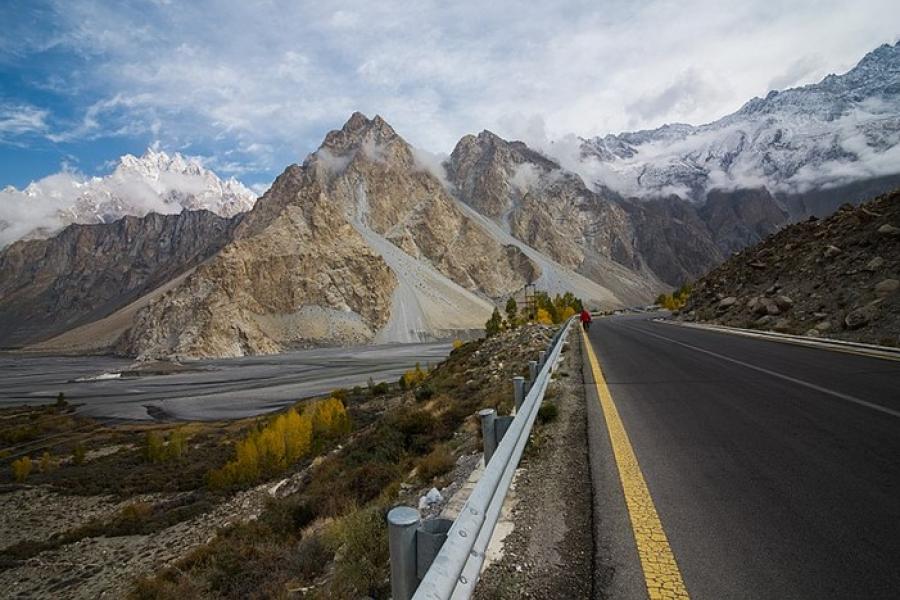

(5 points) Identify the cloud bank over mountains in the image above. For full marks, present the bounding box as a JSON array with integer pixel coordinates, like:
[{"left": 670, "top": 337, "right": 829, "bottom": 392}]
[
  {"left": 1, "top": 0, "right": 898, "bottom": 189},
  {"left": 0, "top": 149, "right": 255, "bottom": 246}
]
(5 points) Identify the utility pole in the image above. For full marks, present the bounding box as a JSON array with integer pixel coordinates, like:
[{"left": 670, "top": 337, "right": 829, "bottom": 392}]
[{"left": 524, "top": 283, "right": 536, "bottom": 322}]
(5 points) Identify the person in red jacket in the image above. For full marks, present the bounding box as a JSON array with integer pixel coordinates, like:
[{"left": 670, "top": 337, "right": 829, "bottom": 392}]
[{"left": 580, "top": 308, "right": 592, "bottom": 330}]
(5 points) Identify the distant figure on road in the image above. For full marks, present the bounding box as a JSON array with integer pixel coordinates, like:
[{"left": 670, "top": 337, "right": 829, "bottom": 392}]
[{"left": 580, "top": 308, "right": 592, "bottom": 330}]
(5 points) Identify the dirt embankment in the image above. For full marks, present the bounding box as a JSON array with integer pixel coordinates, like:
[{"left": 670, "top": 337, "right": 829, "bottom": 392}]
[
  {"left": 679, "top": 190, "right": 900, "bottom": 346},
  {"left": 474, "top": 333, "right": 593, "bottom": 600}
]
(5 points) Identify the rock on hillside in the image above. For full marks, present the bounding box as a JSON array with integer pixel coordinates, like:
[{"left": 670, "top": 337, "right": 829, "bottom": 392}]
[
  {"left": 680, "top": 189, "right": 900, "bottom": 345},
  {"left": 0, "top": 210, "right": 235, "bottom": 348}
]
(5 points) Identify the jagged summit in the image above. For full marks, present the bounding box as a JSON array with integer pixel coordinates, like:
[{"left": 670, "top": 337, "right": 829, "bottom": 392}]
[
  {"left": 0, "top": 147, "right": 257, "bottom": 247},
  {"left": 578, "top": 41, "right": 900, "bottom": 201}
]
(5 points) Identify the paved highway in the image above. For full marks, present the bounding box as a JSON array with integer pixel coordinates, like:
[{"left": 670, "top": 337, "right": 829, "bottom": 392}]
[{"left": 583, "top": 314, "right": 900, "bottom": 600}]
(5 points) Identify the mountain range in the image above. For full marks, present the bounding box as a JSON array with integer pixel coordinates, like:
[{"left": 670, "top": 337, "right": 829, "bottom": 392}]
[
  {"left": 0, "top": 149, "right": 256, "bottom": 247},
  {"left": 1, "top": 43, "right": 898, "bottom": 358}
]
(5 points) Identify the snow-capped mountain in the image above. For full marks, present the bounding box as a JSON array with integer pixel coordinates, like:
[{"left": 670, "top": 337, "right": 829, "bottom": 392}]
[
  {"left": 0, "top": 149, "right": 257, "bottom": 247},
  {"left": 576, "top": 42, "right": 900, "bottom": 201}
]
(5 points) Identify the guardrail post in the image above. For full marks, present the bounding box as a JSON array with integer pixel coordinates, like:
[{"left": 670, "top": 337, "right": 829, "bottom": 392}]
[
  {"left": 539, "top": 350, "right": 547, "bottom": 366},
  {"left": 416, "top": 517, "right": 454, "bottom": 580},
  {"left": 512, "top": 376, "right": 525, "bottom": 411},
  {"left": 479, "top": 408, "right": 498, "bottom": 464},
  {"left": 388, "top": 506, "right": 420, "bottom": 600},
  {"left": 528, "top": 360, "right": 538, "bottom": 387},
  {"left": 494, "top": 415, "right": 514, "bottom": 444}
]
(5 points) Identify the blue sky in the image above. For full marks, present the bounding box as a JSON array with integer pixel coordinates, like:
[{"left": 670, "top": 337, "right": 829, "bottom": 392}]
[{"left": 1, "top": 0, "right": 898, "bottom": 191}]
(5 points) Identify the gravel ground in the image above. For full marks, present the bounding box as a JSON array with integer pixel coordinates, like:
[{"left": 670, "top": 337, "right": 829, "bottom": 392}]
[
  {"left": 473, "top": 338, "right": 593, "bottom": 600},
  {"left": 0, "top": 459, "right": 324, "bottom": 599}
]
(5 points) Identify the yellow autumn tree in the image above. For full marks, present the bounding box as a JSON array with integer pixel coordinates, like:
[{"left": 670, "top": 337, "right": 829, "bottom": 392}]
[
  {"left": 209, "top": 398, "right": 350, "bottom": 490},
  {"left": 535, "top": 307, "right": 554, "bottom": 325},
  {"left": 283, "top": 408, "right": 313, "bottom": 463},
  {"left": 559, "top": 306, "right": 576, "bottom": 321},
  {"left": 11, "top": 457, "right": 32, "bottom": 482},
  {"left": 401, "top": 362, "right": 427, "bottom": 389},
  {"left": 310, "top": 397, "right": 351, "bottom": 439}
]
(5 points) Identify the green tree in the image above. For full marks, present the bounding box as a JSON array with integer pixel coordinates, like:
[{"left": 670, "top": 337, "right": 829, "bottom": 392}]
[
  {"left": 505, "top": 297, "right": 519, "bottom": 327},
  {"left": 485, "top": 308, "right": 503, "bottom": 337}
]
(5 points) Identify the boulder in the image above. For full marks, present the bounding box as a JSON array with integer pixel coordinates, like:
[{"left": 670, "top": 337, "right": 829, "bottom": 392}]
[
  {"left": 748, "top": 297, "right": 764, "bottom": 315},
  {"left": 823, "top": 245, "right": 842, "bottom": 258},
  {"left": 717, "top": 296, "right": 737, "bottom": 310},
  {"left": 877, "top": 223, "right": 900, "bottom": 236},
  {"left": 864, "top": 256, "right": 884, "bottom": 272},
  {"left": 874, "top": 278, "right": 899, "bottom": 298},
  {"left": 754, "top": 315, "right": 775, "bottom": 328},
  {"left": 765, "top": 301, "right": 781, "bottom": 316},
  {"left": 804, "top": 328, "right": 821, "bottom": 338},
  {"left": 814, "top": 320, "right": 832, "bottom": 333},
  {"left": 772, "top": 318, "right": 792, "bottom": 333},
  {"left": 774, "top": 296, "right": 793, "bottom": 311},
  {"left": 844, "top": 303, "right": 879, "bottom": 330}
]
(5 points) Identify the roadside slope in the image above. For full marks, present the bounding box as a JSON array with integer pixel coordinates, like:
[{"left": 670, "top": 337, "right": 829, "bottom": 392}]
[{"left": 680, "top": 189, "right": 900, "bottom": 346}]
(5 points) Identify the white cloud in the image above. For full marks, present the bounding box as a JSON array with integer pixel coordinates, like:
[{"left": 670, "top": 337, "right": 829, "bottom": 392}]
[
  {"left": 409, "top": 146, "right": 451, "bottom": 189},
  {"left": 0, "top": 103, "right": 49, "bottom": 140},
  {"left": 4, "top": 1, "right": 897, "bottom": 161}
]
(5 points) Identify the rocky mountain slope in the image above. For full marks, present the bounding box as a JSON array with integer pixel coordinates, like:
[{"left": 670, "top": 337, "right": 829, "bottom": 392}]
[
  {"left": 580, "top": 42, "right": 900, "bottom": 202},
  {"left": 447, "top": 131, "right": 662, "bottom": 297},
  {"left": 679, "top": 189, "right": 900, "bottom": 345},
  {"left": 112, "top": 114, "right": 648, "bottom": 359},
  {"left": 0, "top": 210, "right": 236, "bottom": 348},
  {"left": 0, "top": 148, "right": 256, "bottom": 247}
]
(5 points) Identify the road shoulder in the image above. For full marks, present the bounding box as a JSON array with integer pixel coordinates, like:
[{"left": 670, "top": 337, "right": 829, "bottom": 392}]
[{"left": 473, "top": 336, "right": 593, "bottom": 599}]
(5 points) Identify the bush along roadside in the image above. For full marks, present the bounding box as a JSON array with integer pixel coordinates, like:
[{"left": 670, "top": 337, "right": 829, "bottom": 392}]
[{"left": 129, "top": 323, "right": 561, "bottom": 600}]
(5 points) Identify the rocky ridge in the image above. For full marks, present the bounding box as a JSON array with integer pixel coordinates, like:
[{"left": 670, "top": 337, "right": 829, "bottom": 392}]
[
  {"left": 679, "top": 189, "right": 900, "bottom": 345},
  {"left": 0, "top": 210, "right": 236, "bottom": 348}
]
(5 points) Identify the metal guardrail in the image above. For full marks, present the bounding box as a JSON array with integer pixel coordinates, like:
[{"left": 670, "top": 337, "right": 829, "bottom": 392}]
[{"left": 387, "top": 317, "right": 576, "bottom": 600}]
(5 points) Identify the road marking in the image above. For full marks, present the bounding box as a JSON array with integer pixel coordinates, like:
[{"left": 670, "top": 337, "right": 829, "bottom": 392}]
[
  {"left": 634, "top": 325, "right": 900, "bottom": 420},
  {"left": 657, "top": 319, "right": 900, "bottom": 363},
  {"left": 582, "top": 328, "right": 691, "bottom": 600}
]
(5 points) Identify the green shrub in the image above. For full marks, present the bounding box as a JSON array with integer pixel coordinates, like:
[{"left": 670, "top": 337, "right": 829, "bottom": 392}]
[
  {"left": 72, "top": 443, "right": 86, "bottom": 465},
  {"left": 326, "top": 506, "right": 389, "bottom": 599},
  {"left": 295, "top": 532, "right": 333, "bottom": 580},
  {"left": 417, "top": 445, "right": 455, "bottom": 481},
  {"left": 144, "top": 432, "right": 166, "bottom": 463},
  {"left": 414, "top": 385, "right": 435, "bottom": 402},
  {"left": 537, "top": 403, "right": 559, "bottom": 424}
]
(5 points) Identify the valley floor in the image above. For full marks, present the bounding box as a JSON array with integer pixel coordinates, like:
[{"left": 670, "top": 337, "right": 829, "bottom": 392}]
[{"left": 0, "top": 342, "right": 452, "bottom": 421}]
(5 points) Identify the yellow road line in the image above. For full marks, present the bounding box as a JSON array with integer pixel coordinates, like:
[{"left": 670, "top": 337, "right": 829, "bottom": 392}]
[{"left": 582, "top": 328, "right": 690, "bottom": 600}]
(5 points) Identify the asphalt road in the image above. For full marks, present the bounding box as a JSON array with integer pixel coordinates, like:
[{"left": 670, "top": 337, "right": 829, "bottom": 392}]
[
  {"left": 0, "top": 342, "right": 451, "bottom": 421},
  {"left": 583, "top": 314, "right": 900, "bottom": 600}
]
